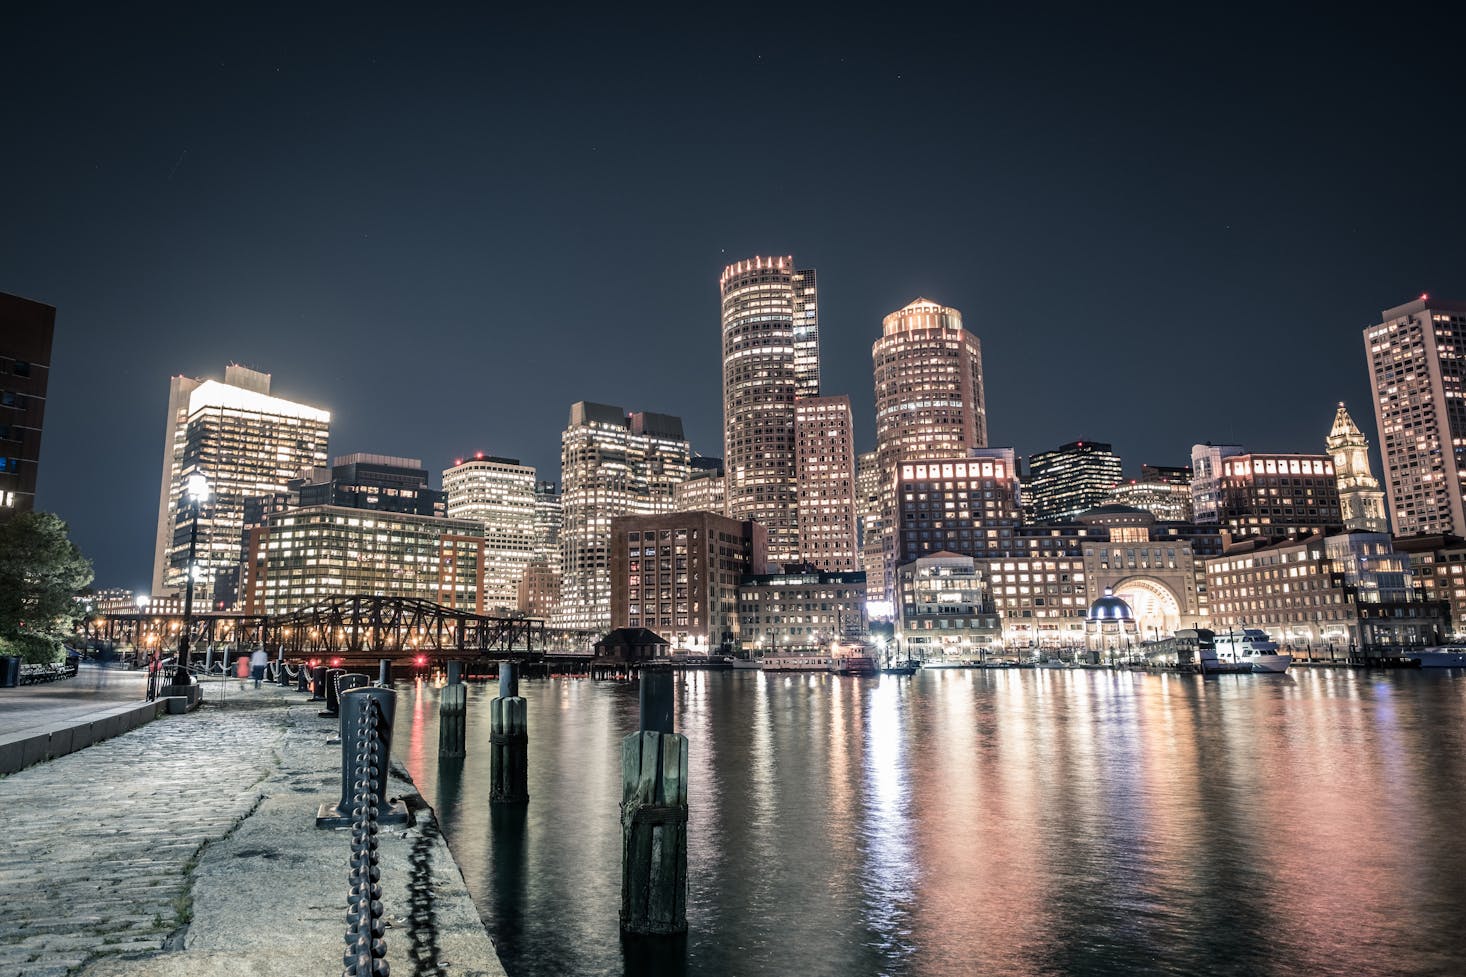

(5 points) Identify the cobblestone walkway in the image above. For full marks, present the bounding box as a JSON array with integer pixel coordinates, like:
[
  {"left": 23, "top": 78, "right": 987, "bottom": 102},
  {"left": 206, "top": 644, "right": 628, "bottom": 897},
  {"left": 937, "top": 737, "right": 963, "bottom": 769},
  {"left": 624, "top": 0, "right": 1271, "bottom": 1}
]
[{"left": 0, "top": 691, "right": 293, "bottom": 977}]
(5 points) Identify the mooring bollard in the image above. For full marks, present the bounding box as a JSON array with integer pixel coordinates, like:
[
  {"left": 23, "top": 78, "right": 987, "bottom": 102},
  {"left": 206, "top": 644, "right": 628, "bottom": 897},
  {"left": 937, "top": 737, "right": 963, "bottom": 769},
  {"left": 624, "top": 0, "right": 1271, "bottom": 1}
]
[
  {"left": 276, "top": 647, "right": 289, "bottom": 686},
  {"left": 490, "top": 662, "right": 528, "bottom": 805},
  {"left": 440, "top": 660, "right": 466, "bottom": 759},
  {"left": 337, "top": 672, "right": 370, "bottom": 699},
  {"left": 620, "top": 667, "right": 687, "bottom": 936},
  {"left": 378, "top": 658, "right": 392, "bottom": 687},
  {"left": 296, "top": 664, "right": 309, "bottom": 693},
  {"left": 316, "top": 686, "right": 409, "bottom": 827},
  {"left": 310, "top": 665, "right": 328, "bottom": 700},
  {"left": 320, "top": 667, "right": 347, "bottom": 717}
]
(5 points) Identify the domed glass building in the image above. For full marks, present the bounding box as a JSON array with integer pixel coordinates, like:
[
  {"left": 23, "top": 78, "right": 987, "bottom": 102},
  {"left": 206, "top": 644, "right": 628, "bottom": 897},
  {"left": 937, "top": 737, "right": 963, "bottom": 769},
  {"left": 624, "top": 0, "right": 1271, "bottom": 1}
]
[{"left": 1084, "top": 587, "right": 1139, "bottom": 661}]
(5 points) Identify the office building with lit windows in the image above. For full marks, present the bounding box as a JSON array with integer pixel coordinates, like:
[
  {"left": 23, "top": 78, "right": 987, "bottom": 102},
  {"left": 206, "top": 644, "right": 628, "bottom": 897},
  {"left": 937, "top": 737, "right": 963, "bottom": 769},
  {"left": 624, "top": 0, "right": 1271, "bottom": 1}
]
[
  {"left": 1365, "top": 296, "right": 1466, "bottom": 536},
  {"left": 794, "top": 395, "right": 858, "bottom": 572},
  {"left": 240, "top": 507, "right": 486, "bottom": 615},
  {"left": 673, "top": 463, "right": 728, "bottom": 516},
  {"left": 871, "top": 297, "right": 987, "bottom": 601},
  {"left": 1025, "top": 441, "right": 1122, "bottom": 523},
  {"left": 1205, "top": 531, "right": 1445, "bottom": 656},
  {"left": 0, "top": 292, "right": 55, "bottom": 516},
  {"left": 895, "top": 554, "right": 1003, "bottom": 663},
  {"left": 1393, "top": 533, "right": 1466, "bottom": 637},
  {"left": 720, "top": 256, "right": 818, "bottom": 565},
  {"left": 737, "top": 567, "right": 865, "bottom": 654},
  {"left": 1212, "top": 452, "right": 1342, "bottom": 542},
  {"left": 443, "top": 455, "right": 538, "bottom": 613},
  {"left": 559, "top": 402, "right": 690, "bottom": 630},
  {"left": 152, "top": 364, "right": 330, "bottom": 607},
  {"left": 609, "top": 511, "right": 766, "bottom": 653},
  {"left": 856, "top": 449, "right": 882, "bottom": 573},
  {"left": 893, "top": 451, "right": 1023, "bottom": 565}
]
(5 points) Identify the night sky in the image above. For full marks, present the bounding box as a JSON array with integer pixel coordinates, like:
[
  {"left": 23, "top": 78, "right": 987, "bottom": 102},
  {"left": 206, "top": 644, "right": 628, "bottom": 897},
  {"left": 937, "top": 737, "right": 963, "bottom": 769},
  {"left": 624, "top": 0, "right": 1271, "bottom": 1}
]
[{"left": 5, "top": 7, "right": 1465, "bottom": 589}]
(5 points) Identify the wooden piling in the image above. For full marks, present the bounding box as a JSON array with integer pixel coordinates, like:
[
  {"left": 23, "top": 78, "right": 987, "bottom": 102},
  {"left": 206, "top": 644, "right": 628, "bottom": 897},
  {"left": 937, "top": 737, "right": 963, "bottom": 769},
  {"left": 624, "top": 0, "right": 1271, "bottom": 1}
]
[
  {"left": 440, "top": 663, "right": 466, "bottom": 758},
  {"left": 619, "top": 668, "right": 687, "bottom": 936},
  {"left": 490, "top": 662, "right": 528, "bottom": 804}
]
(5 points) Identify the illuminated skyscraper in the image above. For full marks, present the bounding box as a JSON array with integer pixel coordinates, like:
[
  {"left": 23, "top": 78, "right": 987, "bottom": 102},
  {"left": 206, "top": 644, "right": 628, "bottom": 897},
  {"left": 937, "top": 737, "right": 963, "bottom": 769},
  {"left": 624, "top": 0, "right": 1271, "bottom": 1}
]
[
  {"left": 720, "top": 255, "right": 817, "bottom": 566},
  {"left": 856, "top": 449, "right": 882, "bottom": 574},
  {"left": 1327, "top": 402, "right": 1389, "bottom": 533},
  {"left": 1365, "top": 296, "right": 1466, "bottom": 535},
  {"left": 151, "top": 364, "right": 330, "bottom": 606},
  {"left": 443, "top": 455, "right": 538, "bottom": 613},
  {"left": 559, "top": 402, "right": 690, "bottom": 630},
  {"left": 0, "top": 291, "right": 54, "bottom": 516},
  {"left": 794, "top": 395, "right": 858, "bottom": 572},
  {"left": 871, "top": 297, "right": 987, "bottom": 599},
  {"left": 1026, "top": 441, "right": 1122, "bottom": 522}
]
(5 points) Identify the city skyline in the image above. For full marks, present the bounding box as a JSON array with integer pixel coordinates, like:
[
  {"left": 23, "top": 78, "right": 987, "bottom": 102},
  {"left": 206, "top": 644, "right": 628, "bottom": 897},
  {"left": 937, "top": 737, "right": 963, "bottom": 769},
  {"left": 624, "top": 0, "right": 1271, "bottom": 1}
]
[{"left": 5, "top": 9, "right": 1465, "bottom": 588}]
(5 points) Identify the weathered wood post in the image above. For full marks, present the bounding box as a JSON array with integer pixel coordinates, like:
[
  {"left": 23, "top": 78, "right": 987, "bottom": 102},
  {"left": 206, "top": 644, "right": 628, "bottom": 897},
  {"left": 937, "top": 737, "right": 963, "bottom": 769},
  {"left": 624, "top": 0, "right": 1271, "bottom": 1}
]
[
  {"left": 440, "top": 660, "right": 466, "bottom": 759},
  {"left": 489, "top": 662, "right": 528, "bottom": 804},
  {"left": 620, "top": 666, "right": 687, "bottom": 935}
]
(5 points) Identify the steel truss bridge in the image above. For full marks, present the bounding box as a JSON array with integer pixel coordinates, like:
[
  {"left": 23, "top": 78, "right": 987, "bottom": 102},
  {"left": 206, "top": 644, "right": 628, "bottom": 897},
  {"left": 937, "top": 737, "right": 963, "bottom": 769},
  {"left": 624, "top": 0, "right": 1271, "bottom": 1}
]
[{"left": 90, "top": 594, "right": 548, "bottom": 660}]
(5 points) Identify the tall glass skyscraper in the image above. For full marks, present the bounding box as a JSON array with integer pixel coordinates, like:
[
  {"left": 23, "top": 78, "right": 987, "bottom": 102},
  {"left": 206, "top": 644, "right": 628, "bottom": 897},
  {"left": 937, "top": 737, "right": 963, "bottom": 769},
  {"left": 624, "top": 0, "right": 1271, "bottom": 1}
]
[
  {"left": 720, "top": 255, "right": 818, "bottom": 566},
  {"left": 151, "top": 364, "right": 330, "bottom": 606},
  {"left": 558, "top": 402, "right": 690, "bottom": 630},
  {"left": 871, "top": 298, "right": 987, "bottom": 601},
  {"left": 442, "top": 455, "right": 538, "bottom": 614}
]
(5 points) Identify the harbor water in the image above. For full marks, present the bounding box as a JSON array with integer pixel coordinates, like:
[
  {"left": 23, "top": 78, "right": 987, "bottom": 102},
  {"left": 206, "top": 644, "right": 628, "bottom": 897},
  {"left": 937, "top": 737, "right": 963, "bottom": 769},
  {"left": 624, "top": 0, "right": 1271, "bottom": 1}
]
[{"left": 397, "top": 668, "right": 1466, "bottom": 977}]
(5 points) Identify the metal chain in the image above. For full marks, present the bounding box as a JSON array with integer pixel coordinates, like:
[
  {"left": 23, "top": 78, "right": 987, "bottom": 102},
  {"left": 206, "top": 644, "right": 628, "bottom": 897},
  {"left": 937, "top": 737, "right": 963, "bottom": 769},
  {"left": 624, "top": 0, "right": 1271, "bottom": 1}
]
[{"left": 343, "top": 698, "right": 388, "bottom": 977}]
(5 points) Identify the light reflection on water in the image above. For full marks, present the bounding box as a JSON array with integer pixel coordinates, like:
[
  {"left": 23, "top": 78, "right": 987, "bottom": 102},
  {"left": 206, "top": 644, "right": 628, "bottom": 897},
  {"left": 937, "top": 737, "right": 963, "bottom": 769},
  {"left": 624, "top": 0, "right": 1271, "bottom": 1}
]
[{"left": 398, "top": 669, "right": 1466, "bottom": 977}]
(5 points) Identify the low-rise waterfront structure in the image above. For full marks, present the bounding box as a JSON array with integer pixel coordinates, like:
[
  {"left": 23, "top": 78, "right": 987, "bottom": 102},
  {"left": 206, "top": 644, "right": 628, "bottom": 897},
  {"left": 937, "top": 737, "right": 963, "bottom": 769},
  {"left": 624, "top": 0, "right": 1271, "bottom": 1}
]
[
  {"left": 894, "top": 553, "right": 1002, "bottom": 662},
  {"left": 241, "top": 506, "right": 487, "bottom": 615},
  {"left": 609, "top": 511, "right": 765, "bottom": 654},
  {"left": 1204, "top": 530, "right": 1447, "bottom": 657},
  {"left": 738, "top": 567, "right": 866, "bottom": 654}
]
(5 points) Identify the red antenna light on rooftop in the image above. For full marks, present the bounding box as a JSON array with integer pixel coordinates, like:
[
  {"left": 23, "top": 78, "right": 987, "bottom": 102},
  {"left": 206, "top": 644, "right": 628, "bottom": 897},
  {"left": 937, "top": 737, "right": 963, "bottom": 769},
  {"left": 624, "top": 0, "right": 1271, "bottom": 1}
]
[
  {"left": 1421, "top": 292, "right": 1430, "bottom": 301},
  {"left": 475, "top": 451, "right": 484, "bottom": 459}
]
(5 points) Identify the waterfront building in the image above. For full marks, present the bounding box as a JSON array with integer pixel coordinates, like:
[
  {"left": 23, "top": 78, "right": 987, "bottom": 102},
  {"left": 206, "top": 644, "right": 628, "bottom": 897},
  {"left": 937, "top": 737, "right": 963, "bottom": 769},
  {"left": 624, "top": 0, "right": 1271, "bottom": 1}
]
[
  {"left": 794, "top": 395, "right": 858, "bottom": 572},
  {"left": 720, "top": 256, "right": 817, "bottom": 566},
  {"left": 609, "top": 511, "right": 766, "bottom": 654},
  {"left": 1190, "top": 443, "right": 1245, "bottom": 525},
  {"left": 559, "top": 402, "right": 691, "bottom": 630},
  {"left": 1326, "top": 402, "right": 1389, "bottom": 533},
  {"left": 241, "top": 506, "right": 486, "bottom": 615},
  {"left": 0, "top": 291, "right": 55, "bottom": 516},
  {"left": 855, "top": 450, "right": 881, "bottom": 570},
  {"left": 1391, "top": 533, "right": 1466, "bottom": 638},
  {"left": 871, "top": 297, "right": 987, "bottom": 601},
  {"left": 975, "top": 548, "right": 1090, "bottom": 649},
  {"left": 151, "top": 364, "right": 330, "bottom": 606},
  {"left": 892, "top": 451, "right": 1023, "bottom": 565},
  {"left": 1213, "top": 451, "right": 1342, "bottom": 542},
  {"left": 738, "top": 566, "right": 865, "bottom": 654},
  {"left": 1084, "top": 589, "right": 1140, "bottom": 659},
  {"left": 672, "top": 464, "right": 728, "bottom": 516},
  {"left": 1076, "top": 506, "right": 1205, "bottom": 641},
  {"left": 893, "top": 553, "right": 1002, "bottom": 663},
  {"left": 1204, "top": 530, "right": 1446, "bottom": 657},
  {"left": 1365, "top": 296, "right": 1466, "bottom": 536},
  {"left": 1025, "top": 441, "right": 1122, "bottom": 523},
  {"left": 516, "top": 558, "right": 559, "bottom": 621},
  {"left": 532, "top": 480, "right": 563, "bottom": 571},
  {"left": 443, "top": 455, "right": 537, "bottom": 613}
]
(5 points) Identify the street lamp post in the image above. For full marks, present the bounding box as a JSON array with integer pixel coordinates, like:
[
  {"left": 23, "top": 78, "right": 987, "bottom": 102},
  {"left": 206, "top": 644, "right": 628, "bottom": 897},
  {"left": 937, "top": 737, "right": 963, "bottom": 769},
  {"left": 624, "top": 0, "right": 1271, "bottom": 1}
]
[
  {"left": 175, "top": 473, "right": 211, "bottom": 686},
  {"left": 134, "top": 593, "right": 149, "bottom": 668}
]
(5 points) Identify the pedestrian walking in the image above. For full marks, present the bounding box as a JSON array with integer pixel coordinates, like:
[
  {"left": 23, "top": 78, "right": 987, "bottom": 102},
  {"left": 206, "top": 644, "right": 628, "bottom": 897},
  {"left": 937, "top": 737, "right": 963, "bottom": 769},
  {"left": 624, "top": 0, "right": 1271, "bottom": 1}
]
[
  {"left": 236, "top": 651, "right": 250, "bottom": 690},
  {"left": 249, "top": 646, "right": 268, "bottom": 689}
]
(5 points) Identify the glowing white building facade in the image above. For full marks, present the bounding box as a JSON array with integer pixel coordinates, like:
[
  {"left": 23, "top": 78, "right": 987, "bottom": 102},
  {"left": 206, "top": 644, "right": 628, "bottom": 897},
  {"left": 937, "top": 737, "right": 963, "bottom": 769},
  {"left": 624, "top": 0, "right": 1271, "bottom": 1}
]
[
  {"left": 720, "top": 255, "right": 818, "bottom": 566},
  {"left": 795, "top": 395, "right": 858, "bottom": 572},
  {"left": 151, "top": 364, "right": 330, "bottom": 606},
  {"left": 443, "top": 455, "right": 538, "bottom": 614},
  {"left": 558, "top": 402, "right": 690, "bottom": 630}
]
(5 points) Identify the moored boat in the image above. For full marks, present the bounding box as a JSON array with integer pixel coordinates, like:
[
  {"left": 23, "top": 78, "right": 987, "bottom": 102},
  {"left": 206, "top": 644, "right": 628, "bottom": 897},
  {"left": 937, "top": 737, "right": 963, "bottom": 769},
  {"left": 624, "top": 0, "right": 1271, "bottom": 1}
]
[{"left": 1213, "top": 628, "right": 1293, "bottom": 674}]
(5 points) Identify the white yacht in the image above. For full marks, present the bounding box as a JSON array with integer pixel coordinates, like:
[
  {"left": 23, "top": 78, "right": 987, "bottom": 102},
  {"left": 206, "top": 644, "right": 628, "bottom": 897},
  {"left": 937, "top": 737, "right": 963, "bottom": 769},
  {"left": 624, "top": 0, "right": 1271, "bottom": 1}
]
[{"left": 1212, "top": 628, "right": 1293, "bottom": 673}]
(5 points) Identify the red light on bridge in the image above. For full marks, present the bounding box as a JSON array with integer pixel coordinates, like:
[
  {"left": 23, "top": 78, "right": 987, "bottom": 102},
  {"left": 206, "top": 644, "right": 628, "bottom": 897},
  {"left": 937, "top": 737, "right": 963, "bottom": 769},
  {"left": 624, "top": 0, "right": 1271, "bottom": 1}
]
[
  {"left": 330, "top": 657, "right": 342, "bottom": 667},
  {"left": 415, "top": 655, "right": 427, "bottom": 667}
]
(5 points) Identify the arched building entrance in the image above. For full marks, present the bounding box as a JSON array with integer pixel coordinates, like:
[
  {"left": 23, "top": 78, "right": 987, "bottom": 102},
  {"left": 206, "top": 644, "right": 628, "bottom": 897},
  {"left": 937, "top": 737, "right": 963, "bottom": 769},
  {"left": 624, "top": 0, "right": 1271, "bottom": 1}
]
[{"left": 1110, "top": 576, "right": 1182, "bottom": 641}]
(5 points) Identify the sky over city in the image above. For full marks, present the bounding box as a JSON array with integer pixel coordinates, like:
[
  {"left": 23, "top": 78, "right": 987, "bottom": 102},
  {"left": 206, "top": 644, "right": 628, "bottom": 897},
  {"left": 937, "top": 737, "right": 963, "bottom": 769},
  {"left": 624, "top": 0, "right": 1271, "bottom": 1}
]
[{"left": 5, "top": 5, "right": 1465, "bottom": 588}]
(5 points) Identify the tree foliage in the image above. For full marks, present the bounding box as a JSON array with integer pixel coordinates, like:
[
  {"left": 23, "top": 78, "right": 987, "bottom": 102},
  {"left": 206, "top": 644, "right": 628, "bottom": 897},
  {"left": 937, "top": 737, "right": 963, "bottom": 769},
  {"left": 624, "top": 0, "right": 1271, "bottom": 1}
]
[{"left": 0, "top": 512, "right": 94, "bottom": 644}]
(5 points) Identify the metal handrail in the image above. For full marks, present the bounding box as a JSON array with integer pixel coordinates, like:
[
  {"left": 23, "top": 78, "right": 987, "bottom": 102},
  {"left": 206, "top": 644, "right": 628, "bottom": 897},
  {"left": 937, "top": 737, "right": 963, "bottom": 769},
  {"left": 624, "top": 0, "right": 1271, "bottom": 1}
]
[{"left": 343, "top": 697, "right": 388, "bottom": 977}]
